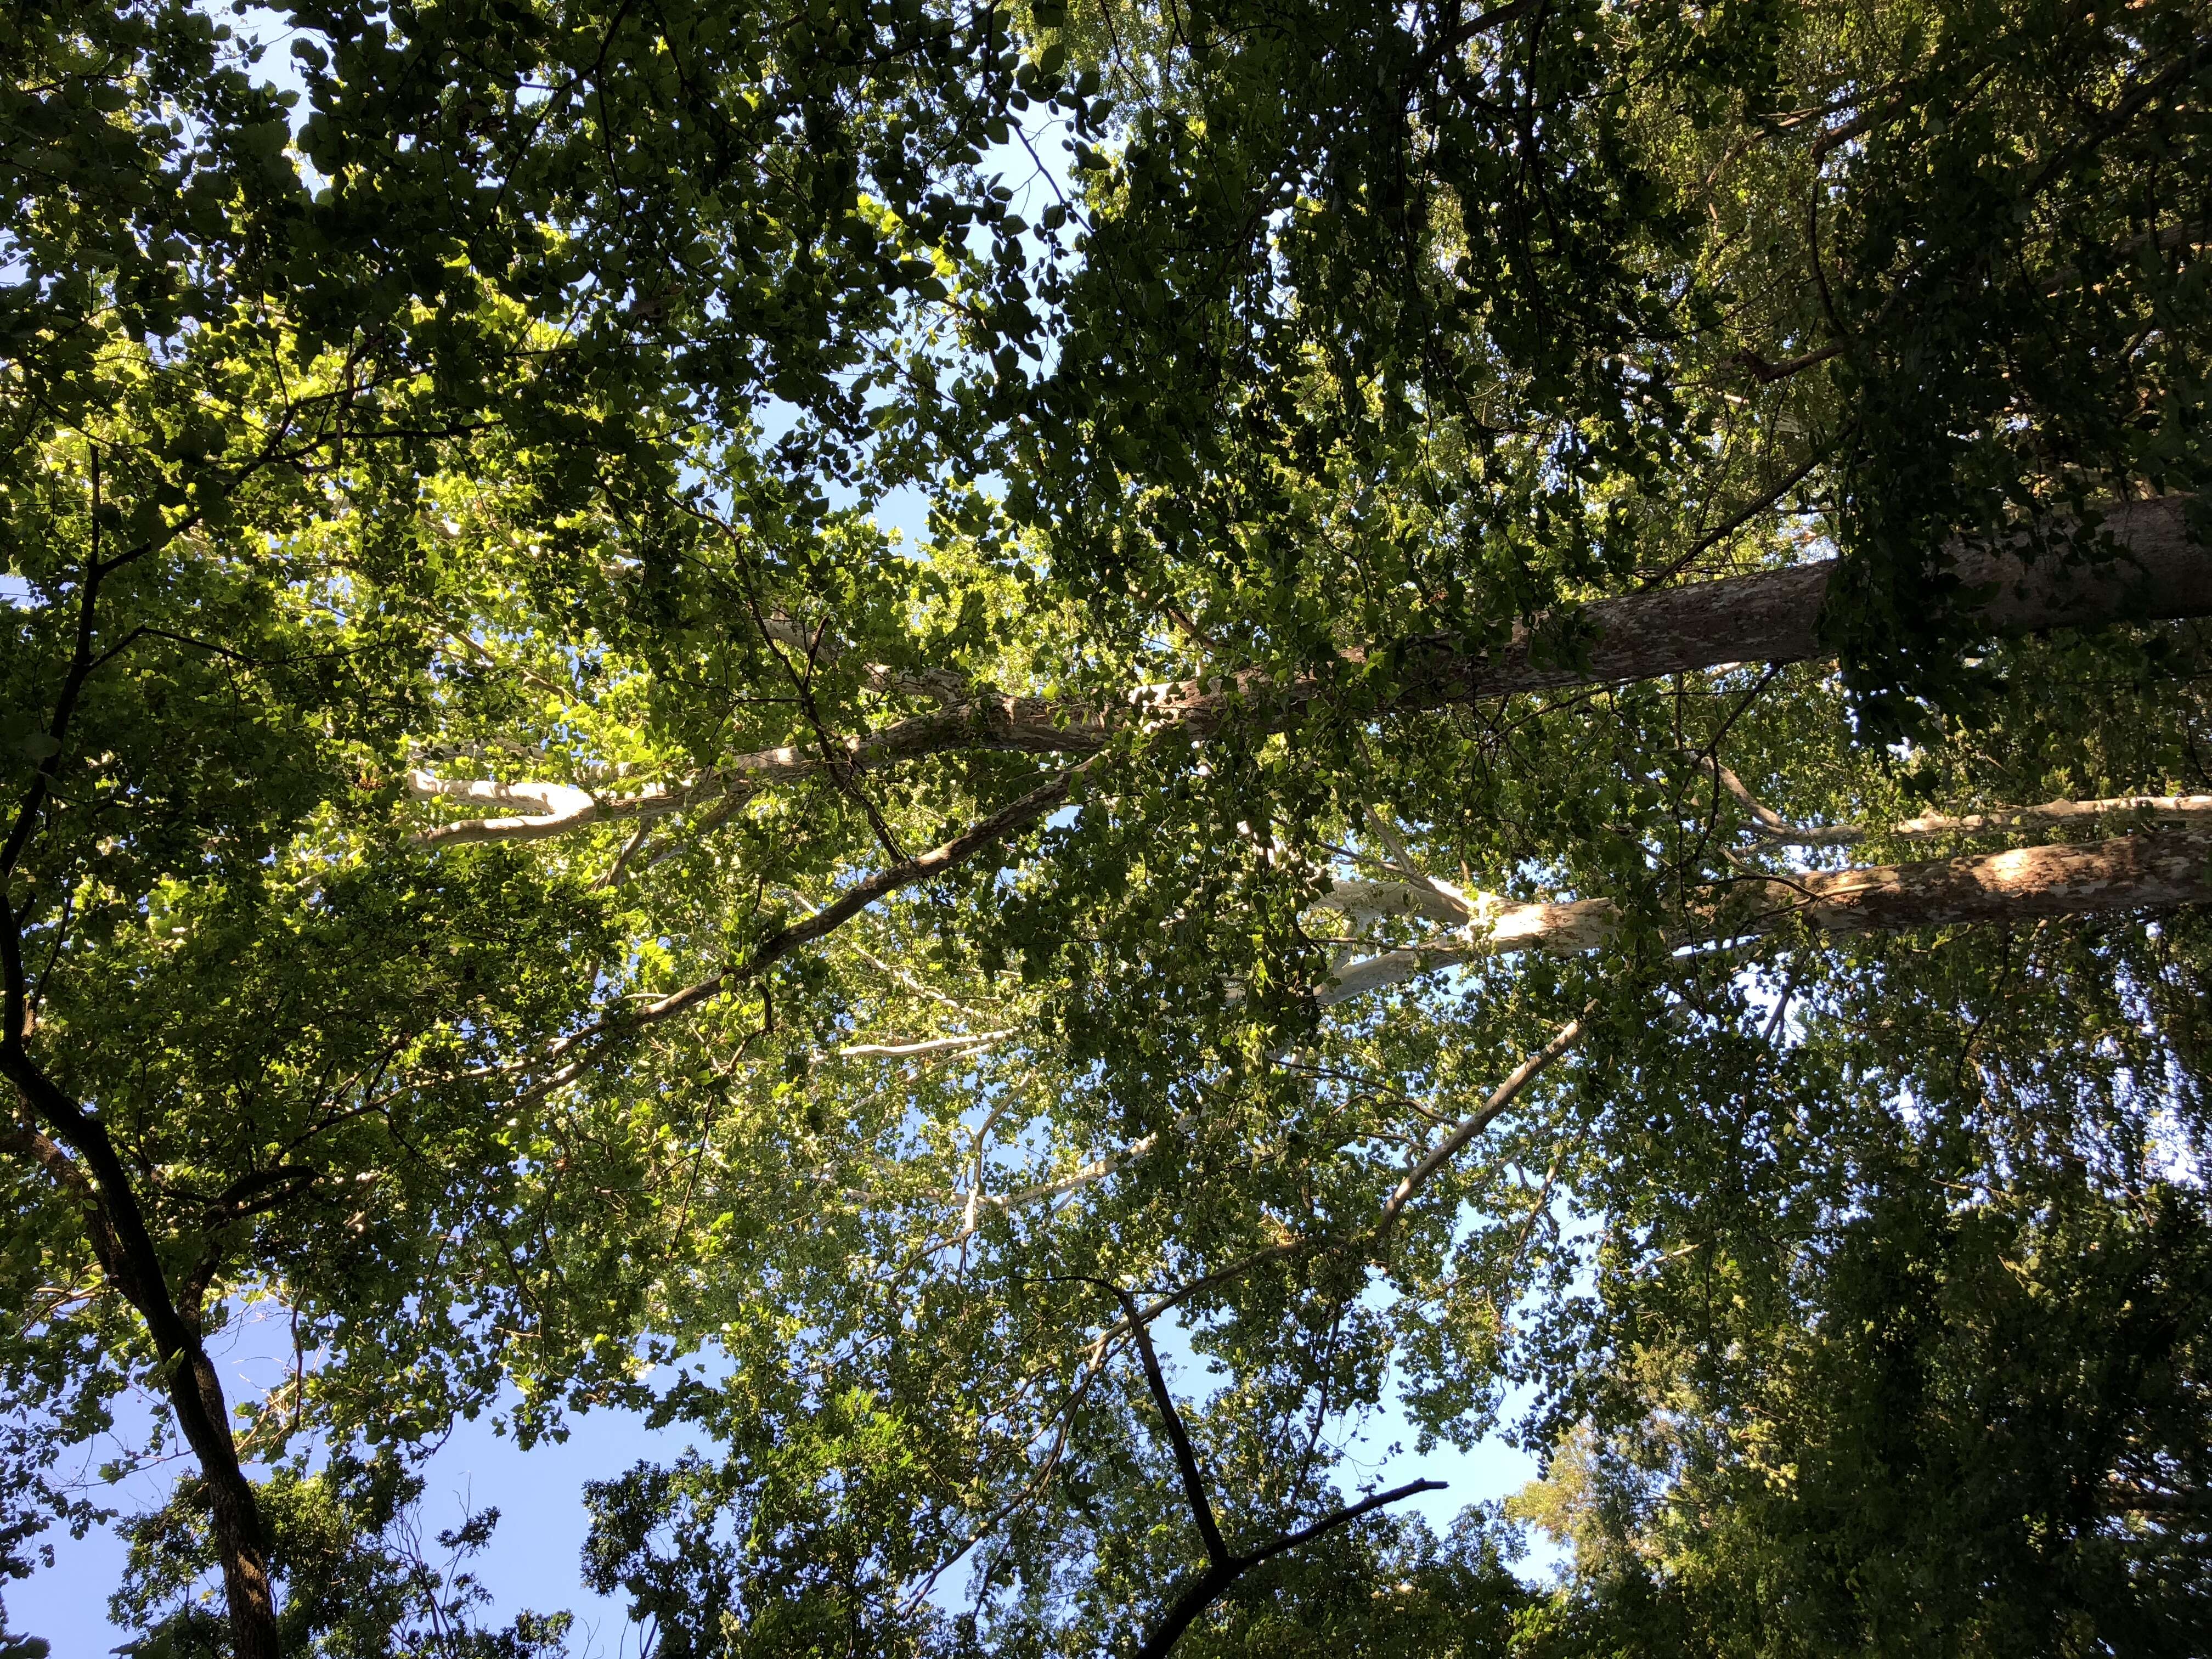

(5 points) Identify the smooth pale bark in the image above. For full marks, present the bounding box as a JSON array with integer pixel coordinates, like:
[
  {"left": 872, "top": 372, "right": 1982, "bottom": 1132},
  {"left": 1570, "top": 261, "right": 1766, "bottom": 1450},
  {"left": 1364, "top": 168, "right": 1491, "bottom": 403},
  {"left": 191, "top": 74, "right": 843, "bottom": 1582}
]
[
  {"left": 1321, "top": 828, "right": 2212, "bottom": 1003},
  {"left": 406, "top": 772, "right": 596, "bottom": 844},
  {"left": 1692, "top": 756, "right": 2212, "bottom": 847},
  {"left": 836, "top": 1030, "right": 1011, "bottom": 1059},
  {"left": 1875, "top": 796, "right": 2212, "bottom": 842},
  {"left": 950, "top": 828, "right": 2212, "bottom": 1248},
  {"left": 410, "top": 496, "right": 2207, "bottom": 842}
]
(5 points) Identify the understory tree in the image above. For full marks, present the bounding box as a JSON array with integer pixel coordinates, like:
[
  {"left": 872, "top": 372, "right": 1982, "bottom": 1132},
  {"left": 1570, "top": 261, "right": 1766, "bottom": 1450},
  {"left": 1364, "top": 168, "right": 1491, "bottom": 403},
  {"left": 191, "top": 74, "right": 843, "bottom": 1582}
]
[{"left": 3, "top": 0, "right": 2209, "bottom": 1654}]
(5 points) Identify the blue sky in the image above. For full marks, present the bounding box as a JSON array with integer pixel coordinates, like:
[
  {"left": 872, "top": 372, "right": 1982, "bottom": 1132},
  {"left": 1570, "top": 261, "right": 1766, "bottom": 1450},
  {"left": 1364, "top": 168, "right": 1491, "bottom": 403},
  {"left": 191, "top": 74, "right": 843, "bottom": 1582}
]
[{"left": 15, "top": 1281, "right": 1556, "bottom": 1653}]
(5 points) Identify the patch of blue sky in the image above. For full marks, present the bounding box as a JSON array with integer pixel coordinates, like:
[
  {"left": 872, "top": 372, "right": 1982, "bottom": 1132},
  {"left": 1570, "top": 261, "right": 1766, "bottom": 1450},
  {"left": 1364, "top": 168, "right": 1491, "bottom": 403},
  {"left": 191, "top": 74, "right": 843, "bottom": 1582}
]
[{"left": 13, "top": 1289, "right": 720, "bottom": 1656}]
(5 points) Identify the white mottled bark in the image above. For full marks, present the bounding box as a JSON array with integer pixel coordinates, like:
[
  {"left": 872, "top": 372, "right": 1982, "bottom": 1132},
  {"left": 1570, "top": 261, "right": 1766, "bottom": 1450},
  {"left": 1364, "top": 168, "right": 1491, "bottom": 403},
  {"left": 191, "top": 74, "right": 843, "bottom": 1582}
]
[
  {"left": 1723, "top": 777, "right": 2212, "bottom": 846},
  {"left": 405, "top": 772, "right": 600, "bottom": 844},
  {"left": 1881, "top": 795, "right": 2212, "bottom": 840},
  {"left": 837, "top": 1031, "right": 1011, "bottom": 1059},
  {"left": 1316, "top": 896, "right": 1617, "bottom": 1005},
  {"left": 1319, "top": 829, "right": 2212, "bottom": 1002},
  {"left": 984, "top": 829, "right": 2212, "bottom": 1237},
  {"left": 1695, "top": 758, "right": 2212, "bottom": 847},
  {"left": 1320, "top": 877, "right": 1476, "bottom": 928}
]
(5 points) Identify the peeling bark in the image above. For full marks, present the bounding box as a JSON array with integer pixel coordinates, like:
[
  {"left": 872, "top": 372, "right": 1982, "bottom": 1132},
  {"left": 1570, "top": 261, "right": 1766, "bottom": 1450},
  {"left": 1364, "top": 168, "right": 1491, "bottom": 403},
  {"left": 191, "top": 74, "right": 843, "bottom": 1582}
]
[
  {"left": 1000, "top": 831, "right": 2212, "bottom": 1239},
  {"left": 1322, "top": 828, "right": 2212, "bottom": 1002},
  {"left": 406, "top": 771, "right": 599, "bottom": 844},
  {"left": 1157, "top": 495, "right": 2208, "bottom": 732},
  {"left": 1722, "top": 828, "right": 2212, "bottom": 940}
]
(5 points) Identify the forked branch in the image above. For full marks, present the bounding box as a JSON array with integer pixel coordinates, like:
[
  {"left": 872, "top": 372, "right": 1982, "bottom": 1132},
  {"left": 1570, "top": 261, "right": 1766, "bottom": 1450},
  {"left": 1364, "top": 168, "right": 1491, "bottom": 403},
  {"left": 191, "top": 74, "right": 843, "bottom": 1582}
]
[
  {"left": 1083, "top": 1279, "right": 1446, "bottom": 1659},
  {"left": 496, "top": 760, "right": 1095, "bottom": 1099}
]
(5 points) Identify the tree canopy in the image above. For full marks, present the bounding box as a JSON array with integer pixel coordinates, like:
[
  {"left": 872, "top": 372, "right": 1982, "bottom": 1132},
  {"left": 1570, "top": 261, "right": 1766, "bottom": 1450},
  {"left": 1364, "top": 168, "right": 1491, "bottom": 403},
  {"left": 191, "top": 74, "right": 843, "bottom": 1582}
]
[{"left": 3, "top": 0, "right": 2210, "bottom": 1653}]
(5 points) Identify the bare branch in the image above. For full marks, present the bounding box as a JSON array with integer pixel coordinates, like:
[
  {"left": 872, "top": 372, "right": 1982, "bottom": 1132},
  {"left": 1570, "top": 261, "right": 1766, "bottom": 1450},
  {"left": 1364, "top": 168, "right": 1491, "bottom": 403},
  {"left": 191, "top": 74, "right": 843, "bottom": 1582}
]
[
  {"left": 406, "top": 772, "right": 600, "bottom": 845},
  {"left": 1882, "top": 795, "right": 2212, "bottom": 840},
  {"left": 1322, "top": 876, "right": 1486, "bottom": 928},
  {"left": 1690, "top": 755, "right": 1861, "bottom": 845},
  {"left": 1092, "top": 1279, "right": 1231, "bottom": 1567},
  {"left": 1315, "top": 898, "right": 1619, "bottom": 1005},
  {"left": 835, "top": 1030, "right": 1012, "bottom": 1059},
  {"left": 595, "top": 815, "right": 654, "bottom": 889},
  {"left": 1378, "top": 1006, "right": 1596, "bottom": 1243}
]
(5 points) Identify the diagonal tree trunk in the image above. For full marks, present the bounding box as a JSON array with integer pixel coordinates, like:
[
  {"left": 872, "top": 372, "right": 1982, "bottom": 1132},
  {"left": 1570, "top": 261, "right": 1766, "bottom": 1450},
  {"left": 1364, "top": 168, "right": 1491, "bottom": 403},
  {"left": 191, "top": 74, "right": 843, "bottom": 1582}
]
[
  {"left": 1320, "top": 828, "right": 2212, "bottom": 1003},
  {"left": 1166, "top": 497, "right": 2210, "bottom": 734},
  {"left": 947, "top": 828, "right": 2212, "bottom": 1235},
  {"left": 0, "top": 1040, "right": 280, "bottom": 1659},
  {"left": 1, "top": 542, "right": 283, "bottom": 1659},
  {"left": 413, "top": 497, "right": 2209, "bottom": 844}
]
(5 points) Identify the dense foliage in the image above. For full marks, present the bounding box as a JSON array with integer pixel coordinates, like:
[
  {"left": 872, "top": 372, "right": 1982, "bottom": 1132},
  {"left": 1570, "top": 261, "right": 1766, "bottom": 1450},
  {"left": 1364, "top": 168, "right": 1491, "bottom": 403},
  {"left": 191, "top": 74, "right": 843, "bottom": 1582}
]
[{"left": 3, "top": 0, "right": 2209, "bottom": 1653}]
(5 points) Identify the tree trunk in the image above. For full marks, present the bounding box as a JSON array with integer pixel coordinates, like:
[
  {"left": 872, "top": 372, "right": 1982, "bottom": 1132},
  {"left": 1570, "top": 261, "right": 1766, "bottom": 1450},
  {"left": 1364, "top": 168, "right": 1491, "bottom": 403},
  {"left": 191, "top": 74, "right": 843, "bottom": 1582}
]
[
  {"left": 0, "top": 1047, "right": 281, "bottom": 1659},
  {"left": 1321, "top": 828, "right": 2212, "bottom": 1002},
  {"left": 410, "top": 498, "right": 2208, "bottom": 844},
  {"left": 1169, "top": 494, "right": 2209, "bottom": 733},
  {"left": 1714, "top": 828, "right": 2212, "bottom": 942},
  {"left": 912, "top": 496, "right": 2212, "bottom": 748}
]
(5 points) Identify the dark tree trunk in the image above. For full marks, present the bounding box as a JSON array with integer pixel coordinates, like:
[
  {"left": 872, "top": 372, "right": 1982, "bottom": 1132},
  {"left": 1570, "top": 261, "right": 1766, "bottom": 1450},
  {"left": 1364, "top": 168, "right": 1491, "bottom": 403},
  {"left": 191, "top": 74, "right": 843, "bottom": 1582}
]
[{"left": 0, "top": 1046, "right": 280, "bottom": 1659}]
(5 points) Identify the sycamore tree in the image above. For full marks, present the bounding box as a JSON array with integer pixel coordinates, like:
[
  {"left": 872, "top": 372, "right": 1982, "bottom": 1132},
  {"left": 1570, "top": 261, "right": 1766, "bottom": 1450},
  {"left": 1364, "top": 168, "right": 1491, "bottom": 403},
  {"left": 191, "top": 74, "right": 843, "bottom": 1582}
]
[{"left": 3, "top": 0, "right": 2210, "bottom": 1654}]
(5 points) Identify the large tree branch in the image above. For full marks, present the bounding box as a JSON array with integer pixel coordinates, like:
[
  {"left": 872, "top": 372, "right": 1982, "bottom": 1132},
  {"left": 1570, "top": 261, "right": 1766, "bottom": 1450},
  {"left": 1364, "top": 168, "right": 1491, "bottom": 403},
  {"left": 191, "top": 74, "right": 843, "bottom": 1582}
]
[
  {"left": 409, "top": 498, "right": 2208, "bottom": 845},
  {"left": 406, "top": 773, "right": 600, "bottom": 844},
  {"left": 921, "top": 823, "right": 2212, "bottom": 1251},
  {"left": 1094, "top": 1280, "right": 1231, "bottom": 1567},
  {"left": 1321, "top": 827, "right": 2212, "bottom": 1003},
  {"left": 0, "top": 490, "right": 280, "bottom": 1655},
  {"left": 1694, "top": 758, "right": 2212, "bottom": 847},
  {"left": 0, "top": 1111, "right": 123, "bottom": 1276}
]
